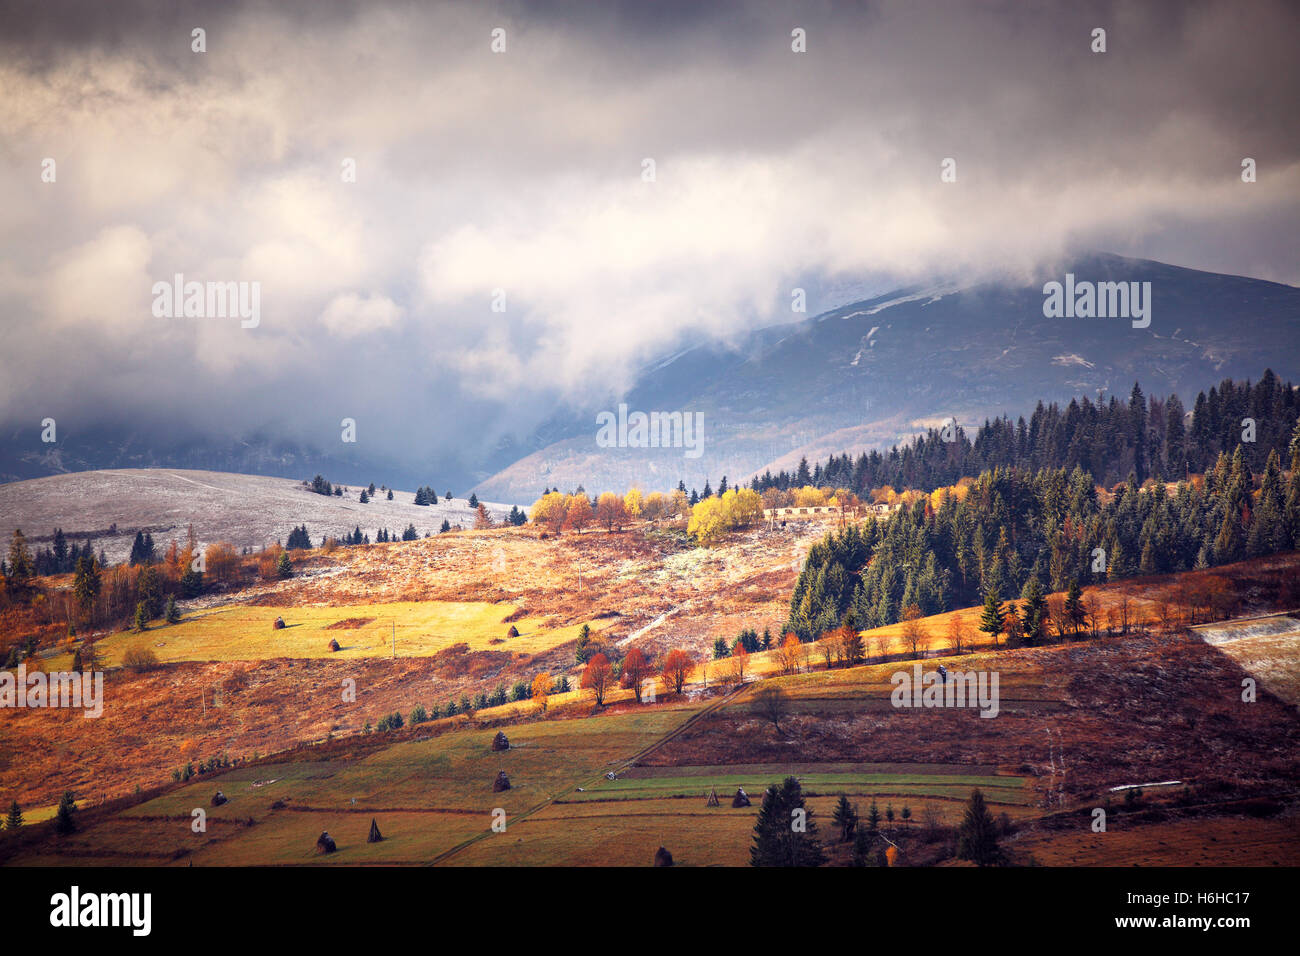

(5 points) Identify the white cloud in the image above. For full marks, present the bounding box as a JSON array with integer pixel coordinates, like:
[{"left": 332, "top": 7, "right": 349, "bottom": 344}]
[{"left": 319, "top": 292, "right": 403, "bottom": 337}]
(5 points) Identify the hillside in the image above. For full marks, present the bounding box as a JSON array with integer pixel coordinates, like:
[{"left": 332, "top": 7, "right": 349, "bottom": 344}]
[
  {"left": 3, "top": 549, "right": 1298, "bottom": 867},
  {"left": 0, "top": 469, "right": 521, "bottom": 565},
  {"left": 473, "top": 255, "right": 1300, "bottom": 500}
]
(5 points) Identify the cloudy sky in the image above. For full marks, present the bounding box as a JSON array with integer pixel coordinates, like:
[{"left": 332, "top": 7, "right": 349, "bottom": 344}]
[{"left": 1, "top": 0, "right": 1297, "bottom": 478}]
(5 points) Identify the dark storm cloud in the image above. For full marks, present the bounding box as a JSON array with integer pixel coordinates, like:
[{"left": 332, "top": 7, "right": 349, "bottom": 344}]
[{"left": 0, "top": 0, "right": 1296, "bottom": 475}]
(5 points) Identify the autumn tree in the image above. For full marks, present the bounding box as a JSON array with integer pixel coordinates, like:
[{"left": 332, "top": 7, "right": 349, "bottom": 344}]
[
  {"left": 945, "top": 615, "right": 969, "bottom": 655},
  {"left": 900, "top": 604, "right": 929, "bottom": 659},
  {"left": 204, "top": 541, "right": 239, "bottom": 586},
  {"left": 834, "top": 614, "right": 864, "bottom": 667},
  {"left": 623, "top": 487, "right": 643, "bottom": 522},
  {"left": 777, "top": 633, "right": 802, "bottom": 675},
  {"left": 530, "top": 492, "right": 569, "bottom": 536},
  {"left": 622, "top": 647, "right": 653, "bottom": 702},
  {"left": 565, "top": 494, "right": 594, "bottom": 534},
  {"left": 474, "top": 503, "right": 494, "bottom": 529},
  {"left": 531, "top": 672, "right": 552, "bottom": 712},
  {"left": 729, "top": 644, "right": 749, "bottom": 684},
  {"left": 661, "top": 648, "right": 693, "bottom": 695},
  {"left": 581, "top": 653, "right": 613, "bottom": 706}
]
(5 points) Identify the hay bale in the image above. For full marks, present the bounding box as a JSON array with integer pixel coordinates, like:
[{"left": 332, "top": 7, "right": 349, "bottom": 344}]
[
  {"left": 492, "top": 770, "right": 511, "bottom": 792},
  {"left": 653, "top": 846, "right": 674, "bottom": 867},
  {"left": 491, "top": 731, "right": 510, "bottom": 752},
  {"left": 315, "top": 831, "right": 336, "bottom": 854},
  {"left": 273, "top": 616, "right": 286, "bottom": 630},
  {"left": 731, "top": 788, "right": 751, "bottom": 808},
  {"left": 507, "top": 625, "right": 520, "bottom": 637},
  {"left": 211, "top": 790, "right": 228, "bottom": 807},
  {"left": 367, "top": 818, "right": 383, "bottom": 843},
  {"left": 328, "top": 638, "right": 341, "bottom": 652}
]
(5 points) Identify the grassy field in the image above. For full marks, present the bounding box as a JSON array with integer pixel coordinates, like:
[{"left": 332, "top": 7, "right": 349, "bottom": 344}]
[
  {"left": 5, "top": 705, "right": 704, "bottom": 865},
  {"left": 3, "top": 693, "right": 1039, "bottom": 866},
  {"left": 53, "top": 600, "right": 605, "bottom": 667}
]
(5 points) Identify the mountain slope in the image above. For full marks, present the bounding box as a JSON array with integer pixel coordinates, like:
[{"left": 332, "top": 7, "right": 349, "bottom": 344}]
[{"left": 473, "top": 254, "right": 1300, "bottom": 500}]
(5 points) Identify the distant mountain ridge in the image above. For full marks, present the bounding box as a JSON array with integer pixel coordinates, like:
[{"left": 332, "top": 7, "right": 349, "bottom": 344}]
[{"left": 471, "top": 254, "right": 1300, "bottom": 501}]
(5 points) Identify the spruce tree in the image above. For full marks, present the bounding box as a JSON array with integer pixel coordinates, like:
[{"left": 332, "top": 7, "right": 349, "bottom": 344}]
[
  {"left": 831, "top": 794, "right": 858, "bottom": 842},
  {"left": 978, "top": 588, "right": 1004, "bottom": 645},
  {"left": 5, "top": 800, "right": 22, "bottom": 830},
  {"left": 1020, "top": 577, "right": 1046, "bottom": 645},
  {"left": 165, "top": 596, "right": 180, "bottom": 624},
  {"left": 54, "top": 790, "right": 77, "bottom": 835},
  {"left": 956, "top": 788, "right": 1003, "bottom": 866},
  {"left": 750, "top": 776, "right": 825, "bottom": 867}
]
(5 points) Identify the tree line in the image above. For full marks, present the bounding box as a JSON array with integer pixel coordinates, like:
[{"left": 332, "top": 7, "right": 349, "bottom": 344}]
[
  {"left": 755, "top": 371, "right": 1298, "bottom": 497},
  {"left": 786, "top": 438, "right": 1300, "bottom": 639}
]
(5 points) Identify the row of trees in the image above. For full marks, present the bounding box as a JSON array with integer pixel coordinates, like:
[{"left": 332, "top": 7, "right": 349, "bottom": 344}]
[
  {"left": 531, "top": 487, "right": 681, "bottom": 535},
  {"left": 579, "top": 646, "right": 696, "bottom": 706},
  {"left": 755, "top": 372, "right": 1298, "bottom": 497},
  {"left": 787, "top": 440, "right": 1300, "bottom": 639},
  {"left": 750, "top": 778, "right": 1006, "bottom": 867}
]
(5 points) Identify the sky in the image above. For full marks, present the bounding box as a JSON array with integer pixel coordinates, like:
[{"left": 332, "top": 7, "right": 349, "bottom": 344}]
[{"left": 1, "top": 0, "right": 1297, "bottom": 478}]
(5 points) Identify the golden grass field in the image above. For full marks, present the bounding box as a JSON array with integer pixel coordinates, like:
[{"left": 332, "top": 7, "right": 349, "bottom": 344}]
[{"left": 49, "top": 600, "right": 605, "bottom": 668}]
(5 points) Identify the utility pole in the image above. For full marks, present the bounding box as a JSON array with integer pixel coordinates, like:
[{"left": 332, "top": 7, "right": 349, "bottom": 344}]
[{"left": 392, "top": 620, "right": 396, "bottom": 658}]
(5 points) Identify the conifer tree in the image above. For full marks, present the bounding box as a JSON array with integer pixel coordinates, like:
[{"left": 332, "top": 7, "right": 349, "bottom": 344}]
[
  {"left": 956, "top": 788, "right": 1003, "bottom": 866},
  {"left": 750, "top": 776, "right": 825, "bottom": 867},
  {"left": 978, "top": 588, "right": 1004, "bottom": 645},
  {"left": 831, "top": 794, "right": 858, "bottom": 842},
  {"left": 54, "top": 790, "right": 77, "bottom": 835}
]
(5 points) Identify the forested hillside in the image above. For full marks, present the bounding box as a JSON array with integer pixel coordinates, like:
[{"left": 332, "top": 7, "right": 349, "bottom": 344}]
[
  {"left": 759, "top": 371, "right": 1298, "bottom": 496},
  {"left": 786, "top": 441, "right": 1300, "bottom": 639}
]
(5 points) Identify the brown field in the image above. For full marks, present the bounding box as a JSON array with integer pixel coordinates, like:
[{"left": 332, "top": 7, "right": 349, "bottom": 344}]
[{"left": 3, "top": 520, "right": 1299, "bottom": 866}]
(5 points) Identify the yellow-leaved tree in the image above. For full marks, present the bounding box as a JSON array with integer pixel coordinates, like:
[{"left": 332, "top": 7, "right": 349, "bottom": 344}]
[{"left": 624, "top": 487, "right": 643, "bottom": 521}]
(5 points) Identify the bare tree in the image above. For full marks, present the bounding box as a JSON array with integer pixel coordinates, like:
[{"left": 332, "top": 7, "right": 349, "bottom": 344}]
[
  {"left": 945, "top": 616, "right": 969, "bottom": 655},
  {"left": 752, "top": 684, "right": 789, "bottom": 733},
  {"left": 1083, "top": 593, "right": 1102, "bottom": 639},
  {"left": 901, "top": 605, "right": 930, "bottom": 659}
]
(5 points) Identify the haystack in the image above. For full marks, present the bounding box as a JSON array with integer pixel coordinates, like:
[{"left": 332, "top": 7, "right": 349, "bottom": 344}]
[
  {"left": 273, "top": 616, "right": 286, "bottom": 630},
  {"left": 492, "top": 770, "right": 511, "bottom": 792},
  {"left": 367, "top": 818, "right": 383, "bottom": 843},
  {"left": 211, "top": 790, "right": 228, "bottom": 807},
  {"left": 731, "top": 788, "right": 751, "bottom": 808},
  {"left": 705, "top": 788, "right": 720, "bottom": 807},
  {"left": 507, "top": 625, "right": 520, "bottom": 637},
  {"left": 491, "top": 731, "right": 510, "bottom": 752},
  {"left": 653, "top": 846, "right": 674, "bottom": 867},
  {"left": 315, "top": 831, "right": 337, "bottom": 853},
  {"left": 328, "top": 638, "right": 341, "bottom": 652}
]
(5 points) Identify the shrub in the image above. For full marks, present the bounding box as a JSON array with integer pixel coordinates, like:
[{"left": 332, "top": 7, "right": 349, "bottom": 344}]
[{"left": 123, "top": 645, "right": 160, "bottom": 673}]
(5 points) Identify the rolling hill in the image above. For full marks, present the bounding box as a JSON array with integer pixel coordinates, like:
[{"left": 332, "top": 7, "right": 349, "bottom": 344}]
[{"left": 0, "top": 469, "right": 518, "bottom": 564}]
